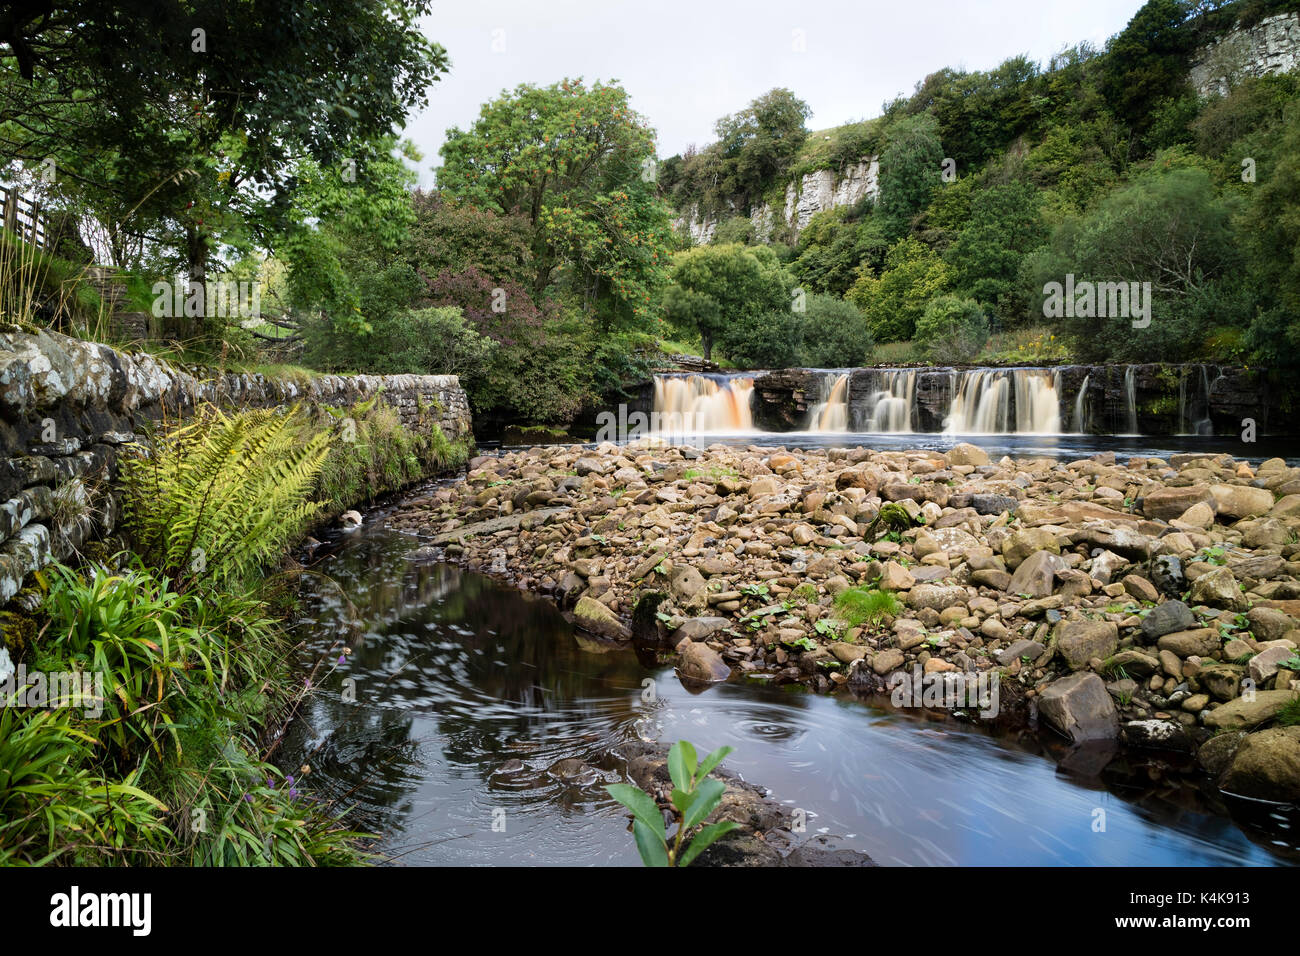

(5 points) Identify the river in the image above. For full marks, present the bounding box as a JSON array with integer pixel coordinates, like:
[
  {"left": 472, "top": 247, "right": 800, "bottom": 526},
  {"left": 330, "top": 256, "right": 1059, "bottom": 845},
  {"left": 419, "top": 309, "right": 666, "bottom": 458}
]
[{"left": 278, "top": 500, "right": 1299, "bottom": 867}]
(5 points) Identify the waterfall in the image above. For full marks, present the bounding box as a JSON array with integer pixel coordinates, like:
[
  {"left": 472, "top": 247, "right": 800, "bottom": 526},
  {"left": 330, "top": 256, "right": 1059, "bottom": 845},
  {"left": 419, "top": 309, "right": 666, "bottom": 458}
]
[
  {"left": 1122, "top": 367, "right": 1138, "bottom": 435},
  {"left": 946, "top": 369, "right": 1010, "bottom": 433},
  {"left": 1015, "top": 369, "right": 1061, "bottom": 434},
  {"left": 1177, "top": 365, "right": 1216, "bottom": 436},
  {"left": 807, "top": 373, "right": 849, "bottom": 431},
  {"left": 856, "top": 369, "right": 917, "bottom": 432},
  {"left": 652, "top": 374, "right": 754, "bottom": 432},
  {"left": 1073, "top": 373, "right": 1090, "bottom": 433}
]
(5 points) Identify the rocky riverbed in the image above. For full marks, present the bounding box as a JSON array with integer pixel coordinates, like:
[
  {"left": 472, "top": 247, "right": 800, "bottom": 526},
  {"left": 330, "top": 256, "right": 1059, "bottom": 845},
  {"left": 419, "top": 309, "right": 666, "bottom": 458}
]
[{"left": 385, "top": 439, "right": 1300, "bottom": 805}]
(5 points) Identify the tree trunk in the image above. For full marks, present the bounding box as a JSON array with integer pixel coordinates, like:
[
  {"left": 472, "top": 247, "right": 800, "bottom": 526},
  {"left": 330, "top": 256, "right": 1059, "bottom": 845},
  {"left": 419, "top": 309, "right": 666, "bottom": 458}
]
[
  {"left": 182, "top": 226, "right": 207, "bottom": 342},
  {"left": 702, "top": 331, "right": 713, "bottom": 361}
]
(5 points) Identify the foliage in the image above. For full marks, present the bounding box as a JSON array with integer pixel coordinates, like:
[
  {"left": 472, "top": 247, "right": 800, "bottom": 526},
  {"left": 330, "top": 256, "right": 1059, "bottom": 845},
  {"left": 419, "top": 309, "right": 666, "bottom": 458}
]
[
  {"left": 847, "top": 237, "right": 949, "bottom": 342},
  {"left": 605, "top": 740, "right": 739, "bottom": 867},
  {"left": 118, "top": 405, "right": 331, "bottom": 591},
  {"left": 663, "top": 243, "right": 794, "bottom": 359},
  {"left": 877, "top": 113, "right": 945, "bottom": 239},
  {"left": 797, "top": 293, "right": 873, "bottom": 367},
  {"left": 915, "top": 295, "right": 990, "bottom": 363},
  {"left": 833, "top": 587, "right": 903, "bottom": 628},
  {"left": 945, "top": 182, "right": 1046, "bottom": 323}
]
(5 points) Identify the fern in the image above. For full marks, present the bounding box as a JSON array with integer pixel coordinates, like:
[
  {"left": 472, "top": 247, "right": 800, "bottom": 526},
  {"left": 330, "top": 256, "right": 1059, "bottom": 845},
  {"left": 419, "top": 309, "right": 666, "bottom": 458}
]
[{"left": 119, "top": 405, "right": 331, "bottom": 590}]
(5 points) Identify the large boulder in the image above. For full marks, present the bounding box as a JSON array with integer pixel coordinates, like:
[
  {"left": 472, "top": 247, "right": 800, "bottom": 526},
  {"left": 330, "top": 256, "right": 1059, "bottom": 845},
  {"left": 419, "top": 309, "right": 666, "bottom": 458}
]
[
  {"left": 1189, "top": 566, "right": 1248, "bottom": 611},
  {"left": 1210, "top": 484, "right": 1274, "bottom": 520},
  {"left": 1038, "top": 672, "right": 1119, "bottom": 742},
  {"left": 1055, "top": 619, "right": 1119, "bottom": 670},
  {"left": 1203, "top": 690, "right": 1299, "bottom": 730},
  {"left": 1219, "top": 727, "right": 1300, "bottom": 801},
  {"left": 1141, "top": 485, "right": 1212, "bottom": 521},
  {"left": 1007, "top": 550, "right": 1069, "bottom": 599},
  {"left": 1156, "top": 628, "right": 1220, "bottom": 658},
  {"left": 1140, "top": 600, "right": 1196, "bottom": 641},
  {"left": 946, "top": 442, "right": 990, "bottom": 467},
  {"left": 907, "top": 584, "right": 968, "bottom": 611},
  {"left": 676, "top": 638, "right": 731, "bottom": 683},
  {"left": 572, "top": 596, "right": 631, "bottom": 640},
  {"left": 1002, "top": 528, "right": 1060, "bottom": 569}
]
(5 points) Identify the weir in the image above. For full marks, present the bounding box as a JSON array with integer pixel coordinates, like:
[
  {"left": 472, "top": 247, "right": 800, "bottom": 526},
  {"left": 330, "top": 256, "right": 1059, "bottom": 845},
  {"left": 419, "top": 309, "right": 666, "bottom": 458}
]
[{"left": 648, "top": 362, "right": 1271, "bottom": 437}]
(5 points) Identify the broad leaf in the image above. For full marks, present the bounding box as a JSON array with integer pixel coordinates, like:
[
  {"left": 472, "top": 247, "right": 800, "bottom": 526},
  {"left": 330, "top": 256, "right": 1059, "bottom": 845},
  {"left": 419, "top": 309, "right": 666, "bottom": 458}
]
[
  {"left": 667, "top": 741, "right": 691, "bottom": 792},
  {"left": 605, "top": 784, "right": 666, "bottom": 843},
  {"left": 632, "top": 818, "right": 670, "bottom": 867},
  {"left": 682, "top": 777, "right": 727, "bottom": 832},
  {"left": 694, "top": 745, "right": 733, "bottom": 781}
]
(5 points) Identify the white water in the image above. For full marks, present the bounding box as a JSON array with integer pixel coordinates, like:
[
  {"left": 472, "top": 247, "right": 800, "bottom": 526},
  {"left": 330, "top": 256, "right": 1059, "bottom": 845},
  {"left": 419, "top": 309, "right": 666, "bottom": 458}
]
[
  {"left": 807, "top": 373, "right": 850, "bottom": 431},
  {"left": 652, "top": 374, "right": 755, "bottom": 432},
  {"left": 860, "top": 369, "right": 918, "bottom": 432},
  {"left": 1073, "top": 373, "right": 1091, "bottom": 433},
  {"left": 944, "top": 368, "right": 1060, "bottom": 434},
  {"left": 1123, "top": 366, "right": 1138, "bottom": 436}
]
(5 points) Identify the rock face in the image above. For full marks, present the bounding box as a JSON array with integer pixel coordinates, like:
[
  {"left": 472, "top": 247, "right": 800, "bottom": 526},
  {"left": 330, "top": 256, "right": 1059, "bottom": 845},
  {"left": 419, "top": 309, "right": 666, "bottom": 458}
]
[
  {"left": 1038, "top": 672, "right": 1119, "bottom": 742},
  {"left": 1191, "top": 12, "right": 1300, "bottom": 97},
  {"left": 0, "top": 327, "right": 474, "bottom": 606},
  {"left": 1056, "top": 620, "right": 1118, "bottom": 670}
]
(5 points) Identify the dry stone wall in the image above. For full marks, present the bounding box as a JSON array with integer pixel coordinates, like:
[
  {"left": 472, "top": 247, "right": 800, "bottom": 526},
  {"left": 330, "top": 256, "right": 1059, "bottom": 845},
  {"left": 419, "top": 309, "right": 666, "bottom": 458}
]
[{"left": 0, "top": 327, "right": 472, "bottom": 603}]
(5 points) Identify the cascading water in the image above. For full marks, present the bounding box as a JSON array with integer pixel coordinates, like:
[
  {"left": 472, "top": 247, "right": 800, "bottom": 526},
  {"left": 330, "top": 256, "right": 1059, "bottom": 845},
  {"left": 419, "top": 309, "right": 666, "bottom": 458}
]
[
  {"left": 1177, "top": 365, "right": 1217, "bottom": 436},
  {"left": 652, "top": 374, "right": 754, "bottom": 432},
  {"left": 807, "top": 373, "right": 850, "bottom": 431},
  {"left": 942, "top": 369, "right": 1060, "bottom": 434},
  {"left": 1123, "top": 367, "right": 1138, "bottom": 436},
  {"left": 1073, "top": 373, "right": 1091, "bottom": 433},
  {"left": 856, "top": 369, "right": 917, "bottom": 432}
]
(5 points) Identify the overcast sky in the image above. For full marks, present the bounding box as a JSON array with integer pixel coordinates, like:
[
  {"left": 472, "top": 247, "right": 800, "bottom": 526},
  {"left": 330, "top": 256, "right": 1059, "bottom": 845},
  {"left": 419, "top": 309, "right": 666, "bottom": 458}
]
[{"left": 406, "top": 0, "right": 1147, "bottom": 187}]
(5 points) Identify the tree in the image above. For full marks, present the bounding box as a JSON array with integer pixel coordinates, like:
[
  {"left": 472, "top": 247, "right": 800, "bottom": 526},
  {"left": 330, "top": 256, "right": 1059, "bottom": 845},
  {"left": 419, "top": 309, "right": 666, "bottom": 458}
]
[
  {"left": 713, "top": 88, "right": 812, "bottom": 208},
  {"left": 1, "top": 1, "right": 448, "bottom": 295},
  {"left": 798, "top": 294, "right": 873, "bottom": 367},
  {"left": 945, "top": 182, "right": 1047, "bottom": 323},
  {"left": 407, "top": 192, "right": 534, "bottom": 292},
  {"left": 662, "top": 243, "right": 793, "bottom": 360},
  {"left": 1242, "top": 104, "right": 1300, "bottom": 367},
  {"left": 914, "top": 295, "right": 989, "bottom": 363},
  {"left": 877, "top": 113, "right": 945, "bottom": 239},
  {"left": 847, "top": 237, "right": 949, "bottom": 342},
  {"left": 437, "top": 78, "right": 673, "bottom": 329},
  {"left": 1100, "top": 0, "right": 1197, "bottom": 146},
  {"left": 791, "top": 209, "right": 889, "bottom": 296}
]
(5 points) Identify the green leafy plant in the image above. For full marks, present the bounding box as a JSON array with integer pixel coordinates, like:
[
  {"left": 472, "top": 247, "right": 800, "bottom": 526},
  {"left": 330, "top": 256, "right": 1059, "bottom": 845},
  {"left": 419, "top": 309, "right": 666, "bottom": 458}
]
[
  {"left": 833, "top": 586, "right": 902, "bottom": 628},
  {"left": 606, "top": 740, "right": 739, "bottom": 867}
]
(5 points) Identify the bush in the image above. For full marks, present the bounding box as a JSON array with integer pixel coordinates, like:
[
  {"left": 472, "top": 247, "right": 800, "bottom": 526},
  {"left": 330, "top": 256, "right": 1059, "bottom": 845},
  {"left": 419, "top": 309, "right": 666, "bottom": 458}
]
[
  {"left": 382, "top": 306, "right": 497, "bottom": 380},
  {"left": 915, "top": 295, "right": 989, "bottom": 363},
  {"left": 797, "top": 294, "right": 872, "bottom": 367},
  {"left": 717, "top": 307, "right": 801, "bottom": 368}
]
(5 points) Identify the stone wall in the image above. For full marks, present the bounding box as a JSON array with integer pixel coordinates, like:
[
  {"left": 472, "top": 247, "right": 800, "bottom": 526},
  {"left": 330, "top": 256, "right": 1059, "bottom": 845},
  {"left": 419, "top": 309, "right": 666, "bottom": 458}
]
[
  {"left": 1191, "top": 11, "right": 1300, "bottom": 96},
  {"left": 0, "top": 327, "right": 473, "bottom": 603}
]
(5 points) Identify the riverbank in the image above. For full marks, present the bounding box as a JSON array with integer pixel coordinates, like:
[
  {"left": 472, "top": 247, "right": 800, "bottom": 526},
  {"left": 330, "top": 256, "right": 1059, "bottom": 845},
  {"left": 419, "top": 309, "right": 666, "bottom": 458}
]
[{"left": 386, "top": 439, "right": 1300, "bottom": 805}]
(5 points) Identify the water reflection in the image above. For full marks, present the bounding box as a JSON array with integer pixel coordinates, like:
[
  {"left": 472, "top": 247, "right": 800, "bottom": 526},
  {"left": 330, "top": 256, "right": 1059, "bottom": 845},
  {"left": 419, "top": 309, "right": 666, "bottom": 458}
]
[{"left": 279, "top": 524, "right": 1298, "bottom": 867}]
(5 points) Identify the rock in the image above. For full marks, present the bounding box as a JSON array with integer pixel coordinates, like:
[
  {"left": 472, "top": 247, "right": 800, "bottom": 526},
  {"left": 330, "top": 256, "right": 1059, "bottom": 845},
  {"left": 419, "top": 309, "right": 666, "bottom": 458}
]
[
  {"left": 1007, "top": 550, "right": 1068, "bottom": 599},
  {"left": 1220, "top": 727, "right": 1300, "bottom": 801},
  {"left": 340, "top": 509, "right": 363, "bottom": 528},
  {"left": 1199, "top": 662, "right": 1246, "bottom": 701},
  {"left": 1121, "top": 574, "right": 1159, "bottom": 603},
  {"left": 971, "top": 569, "right": 1012, "bottom": 590},
  {"left": 878, "top": 561, "right": 915, "bottom": 591},
  {"left": 1142, "top": 486, "right": 1212, "bottom": 521},
  {"left": 946, "top": 442, "right": 989, "bottom": 467},
  {"left": 1242, "top": 518, "right": 1290, "bottom": 549},
  {"left": 572, "top": 596, "right": 631, "bottom": 640},
  {"left": 1189, "top": 566, "right": 1248, "bottom": 611},
  {"left": 1140, "top": 600, "right": 1197, "bottom": 641},
  {"left": 1172, "top": 501, "right": 1215, "bottom": 531},
  {"left": 672, "top": 617, "right": 731, "bottom": 643},
  {"left": 1247, "top": 607, "right": 1296, "bottom": 642},
  {"left": 574, "top": 456, "right": 607, "bottom": 476},
  {"left": 670, "top": 565, "right": 709, "bottom": 611},
  {"left": 830, "top": 642, "right": 868, "bottom": 664},
  {"left": 1197, "top": 731, "right": 1246, "bottom": 779},
  {"left": 1209, "top": 484, "right": 1274, "bottom": 520},
  {"left": 872, "top": 648, "right": 905, "bottom": 675},
  {"left": 1122, "top": 719, "right": 1193, "bottom": 752},
  {"left": 1038, "top": 672, "right": 1120, "bottom": 742},
  {"left": 1088, "top": 549, "right": 1128, "bottom": 584},
  {"left": 676, "top": 638, "right": 731, "bottom": 683},
  {"left": 1157, "top": 628, "right": 1220, "bottom": 658},
  {"left": 997, "top": 639, "right": 1046, "bottom": 666},
  {"left": 1108, "top": 649, "right": 1161, "bottom": 677},
  {"left": 1056, "top": 620, "right": 1118, "bottom": 670},
  {"left": 971, "top": 494, "right": 1018, "bottom": 515},
  {"left": 1149, "top": 554, "right": 1186, "bottom": 598},
  {"left": 907, "top": 584, "right": 967, "bottom": 611},
  {"left": 1203, "top": 690, "right": 1299, "bottom": 730},
  {"left": 1002, "top": 528, "right": 1060, "bottom": 569},
  {"left": 1248, "top": 645, "right": 1295, "bottom": 684}
]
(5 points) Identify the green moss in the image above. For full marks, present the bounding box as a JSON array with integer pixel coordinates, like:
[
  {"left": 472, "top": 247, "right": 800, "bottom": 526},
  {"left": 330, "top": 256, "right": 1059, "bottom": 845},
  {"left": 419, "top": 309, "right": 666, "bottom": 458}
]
[{"left": 0, "top": 610, "right": 37, "bottom": 657}]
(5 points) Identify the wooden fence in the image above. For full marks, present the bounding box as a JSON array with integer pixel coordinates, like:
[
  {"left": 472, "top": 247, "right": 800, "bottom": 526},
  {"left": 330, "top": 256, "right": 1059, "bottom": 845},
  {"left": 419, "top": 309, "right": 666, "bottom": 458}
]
[{"left": 0, "top": 186, "right": 49, "bottom": 248}]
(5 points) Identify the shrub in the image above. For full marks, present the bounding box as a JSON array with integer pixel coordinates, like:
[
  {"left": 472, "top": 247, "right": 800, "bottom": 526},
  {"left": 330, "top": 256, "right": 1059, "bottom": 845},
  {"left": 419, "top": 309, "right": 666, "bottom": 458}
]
[
  {"left": 915, "top": 295, "right": 989, "bottom": 363},
  {"left": 797, "top": 293, "right": 873, "bottom": 367},
  {"left": 833, "top": 587, "right": 902, "bottom": 628}
]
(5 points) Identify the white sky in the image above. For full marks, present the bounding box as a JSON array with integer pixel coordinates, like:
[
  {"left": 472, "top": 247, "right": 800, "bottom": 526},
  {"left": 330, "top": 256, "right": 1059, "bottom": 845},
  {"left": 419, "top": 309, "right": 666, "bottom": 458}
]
[{"left": 406, "top": 0, "right": 1147, "bottom": 187}]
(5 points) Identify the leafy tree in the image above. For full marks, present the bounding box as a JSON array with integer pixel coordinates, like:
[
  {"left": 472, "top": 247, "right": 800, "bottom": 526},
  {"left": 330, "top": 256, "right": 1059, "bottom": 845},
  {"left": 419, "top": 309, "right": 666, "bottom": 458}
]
[
  {"left": 1242, "top": 104, "right": 1300, "bottom": 366},
  {"left": 914, "top": 295, "right": 989, "bottom": 363},
  {"left": 791, "top": 209, "right": 889, "bottom": 296},
  {"left": 717, "top": 308, "right": 802, "bottom": 368},
  {"left": 847, "top": 237, "right": 949, "bottom": 342},
  {"left": 437, "top": 78, "right": 673, "bottom": 329},
  {"left": 662, "top": 243, "right": 794, "bottom": 359},
  {"left": 407, "top": 192, "right": 534, "bottom": 291},
  {"left": 713, "top": 88, "right": 812, "bottom": 207},
  {"left": 945, "top": 182, "right": 1047, "bottom": 323},
  {"left": 797, "top": 294, "right": 873, "bottom": 367},
  {"left": 877, "top": 113, "right": 945, "bottom": 239},
  {"left": 1100, "top": 0, "right": 1197, "bottom": 145}
]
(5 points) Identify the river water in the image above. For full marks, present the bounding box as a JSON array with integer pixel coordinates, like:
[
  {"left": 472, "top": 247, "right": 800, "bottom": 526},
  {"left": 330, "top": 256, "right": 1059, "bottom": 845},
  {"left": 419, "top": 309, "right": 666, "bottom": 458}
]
[{"left": 279, "top": 507, "right": 1299, "bottom": 867}]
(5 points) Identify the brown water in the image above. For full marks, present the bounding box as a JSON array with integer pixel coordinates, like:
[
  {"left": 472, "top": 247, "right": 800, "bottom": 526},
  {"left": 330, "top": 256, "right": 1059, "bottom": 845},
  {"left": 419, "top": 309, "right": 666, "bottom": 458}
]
[{"left": 278, "top": 514, "right": 1299, "bottom": 867}]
